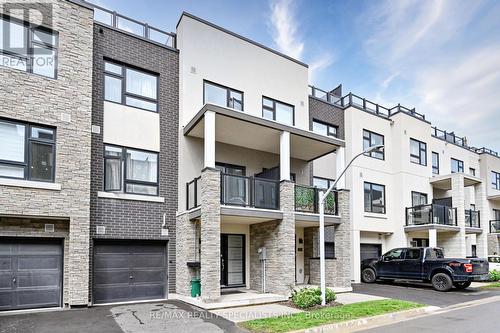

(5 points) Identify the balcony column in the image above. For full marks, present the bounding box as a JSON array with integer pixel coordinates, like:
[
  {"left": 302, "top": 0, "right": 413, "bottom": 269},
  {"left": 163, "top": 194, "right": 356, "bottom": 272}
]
[
  {"left": 280, "top": 131, "right": 290, "bottom": 181},
  {"left": 428, "top": 228, "right": 437, "bottom": 247},
  {"left": 204, "top": 111, "right": 216, "bottom": 168},
  {"left": 451, "top": 174, "right": 466, "bottom": 257},
  {"left": 474, "top": 181, "right": 489, "bottom": 257},
  {"left": 335, "top": 147, "right": 346, "bottom": 189}
]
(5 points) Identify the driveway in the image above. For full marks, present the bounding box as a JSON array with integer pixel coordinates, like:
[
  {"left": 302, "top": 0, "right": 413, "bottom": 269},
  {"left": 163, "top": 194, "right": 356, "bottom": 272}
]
[
  {"left": 0, "top": 300, "right": 243, "bottom": 333},
  {"left": 353, "top": 281, "right": 500, "bottom": 307}
]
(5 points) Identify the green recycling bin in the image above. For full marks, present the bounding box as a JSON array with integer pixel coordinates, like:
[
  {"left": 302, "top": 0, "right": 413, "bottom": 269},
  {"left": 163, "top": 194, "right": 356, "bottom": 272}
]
[{"left": 191, "top": 278, "right": 201, "bottom": 297}]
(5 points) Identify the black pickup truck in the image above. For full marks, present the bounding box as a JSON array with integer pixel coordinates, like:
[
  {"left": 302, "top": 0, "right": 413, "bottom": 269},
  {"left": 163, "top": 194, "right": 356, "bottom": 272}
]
[{"left": 361, "top": 247, "right": 489, "bottom": 291}]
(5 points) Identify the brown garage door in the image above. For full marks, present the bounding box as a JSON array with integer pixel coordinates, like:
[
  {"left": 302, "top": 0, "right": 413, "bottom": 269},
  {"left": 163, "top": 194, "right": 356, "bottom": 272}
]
[
  {"left": 93, "top": 241, "right": 168, "bottom": 304},
  {"left": 0, "top": 238, "right": 63, "bottom": 311},
  {"left": 360, "top": 243, "right": 382, "bottom": 261}
]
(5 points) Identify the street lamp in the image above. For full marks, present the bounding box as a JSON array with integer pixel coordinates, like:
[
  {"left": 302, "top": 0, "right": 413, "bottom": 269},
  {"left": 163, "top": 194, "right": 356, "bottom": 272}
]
[{"left": 318, "top": 144, "right": 384, "bottom": 305}]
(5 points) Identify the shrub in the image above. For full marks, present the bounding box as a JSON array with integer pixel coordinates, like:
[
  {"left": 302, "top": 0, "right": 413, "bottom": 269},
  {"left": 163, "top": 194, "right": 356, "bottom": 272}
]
[
  {"left": 291, "top": 287, "right": 336, "bottom": 309},
  {"left": 490, "top": 270, "right": 500, "bottom": 282}
]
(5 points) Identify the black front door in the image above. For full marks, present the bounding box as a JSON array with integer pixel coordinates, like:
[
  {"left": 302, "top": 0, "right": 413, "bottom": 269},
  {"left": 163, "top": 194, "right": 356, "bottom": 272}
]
[{"left": 220, "top": 234, "right": 245, "bottom": 287}]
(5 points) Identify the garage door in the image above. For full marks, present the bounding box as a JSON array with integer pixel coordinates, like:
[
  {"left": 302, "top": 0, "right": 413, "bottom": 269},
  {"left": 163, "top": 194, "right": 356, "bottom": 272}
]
[
  {"left": 0, "top": 238, "right": 63, "bottom": 311},
  {"left": 360, "top": 244, "right": 382, "bottom": 261},
  {"left": 93, "top": 241, "right": 167, "bottom": 304}
]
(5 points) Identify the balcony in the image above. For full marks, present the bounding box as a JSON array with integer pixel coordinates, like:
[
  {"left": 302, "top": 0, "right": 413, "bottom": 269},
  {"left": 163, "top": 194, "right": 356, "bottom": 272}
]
[
  {"left": 186, "top": 176, "right": 201, "bottom": 210},
  {"left": 465, "top": 209, "right": 481, "bottom": 228},
  {"left": 406, "top": 204, "right": 458, "bottom": 227},
  {"left": 220, "top": 174, "right": 279, "bottom": 210},
  {"left": 431, "top": 127, "right": 467, "bottom": 147},
  {"left": 294, "top": 185, "right": 338, "bottom": 215},
  {"left": 490, "top": 220, "right": 500, "bottom": 233}
]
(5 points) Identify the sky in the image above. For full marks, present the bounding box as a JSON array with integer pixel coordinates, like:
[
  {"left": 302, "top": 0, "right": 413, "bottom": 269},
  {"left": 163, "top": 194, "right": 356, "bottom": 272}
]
[{"left": 90, "top": 0, "right": 500, "bottom": 152}]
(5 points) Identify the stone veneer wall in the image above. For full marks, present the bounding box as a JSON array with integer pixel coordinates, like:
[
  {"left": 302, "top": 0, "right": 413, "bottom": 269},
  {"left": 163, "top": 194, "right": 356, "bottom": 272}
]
[
  {"left": 0, "top": 1, "right": 94, "bottom": 306},
  {"left": 488, "top": 234, "right": 499, "bottom": 255},
  {"left": 175, "top": 213, "right": 199, "bottom": 296}
]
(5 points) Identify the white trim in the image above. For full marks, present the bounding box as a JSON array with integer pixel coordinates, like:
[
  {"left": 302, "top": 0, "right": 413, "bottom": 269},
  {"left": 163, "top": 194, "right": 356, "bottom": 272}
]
[
  {"left": 364, "top": 213, "right": 388, "bottom": 219},
  {"left": 97, "top": 191, "right": 165, "bottom": 203},
  {"left": 220, "top": 205, "right": 283, "bottom": 214},
  {"left": 0, "top": 178, "right": 62, "bottom": 191}
]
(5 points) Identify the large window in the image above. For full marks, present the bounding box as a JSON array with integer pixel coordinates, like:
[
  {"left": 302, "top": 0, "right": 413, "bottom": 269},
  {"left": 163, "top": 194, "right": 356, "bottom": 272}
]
[
  {"left": 313, "top": 177, "right": 334, "bottom": 189},
  {"left": 203, "top": 81, "right": 243, "bottom": 111},
  {"left": 104, "top": 61, "right": 158, "bottom": 112},
  {"left": 312, "top": 119, "right": 338, "bottom": 138},
  {"left": 363, "top": 130, "right": 384, "bottom": 160},
  {"left": 0, "top": 15, "right": 58, "bottom": 78},
  {"left": 364, "top": 182, "right": 386, "bottom": 214},
  {"left": 432, "top": 152, "right": 439, "bottom": 175},
  {"left": 325, "top": 242, "right": 335, "bottom": 259},
  {"left": 0, "top": 119, "right": 55, "bottom": 181},
  {"left": 104, "top": 145, "right": 158, "bottom": 195},
  {"left": 411, "top": 191, "right": 428, "bottom": 206},
  {"left": 451, "top": 158, "right": 464, "bottom": 173},
  {"left": 262, "top": 97, "right": 294, "bottom": 125},
  {"left": 410, "top": 138, "right": 427, "bottom": 166},
  {"left": 492, "top": 171, "right": 500, "bottom": 190}
]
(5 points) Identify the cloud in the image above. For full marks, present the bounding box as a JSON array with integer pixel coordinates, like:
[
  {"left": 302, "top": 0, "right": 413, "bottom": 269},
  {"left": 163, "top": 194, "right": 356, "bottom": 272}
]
[
  {"left": 268, "top": 0, "right": 304, "bottom": 60},
  {"left": 309, "top": 53, "right": 334, "bottom": 84}
]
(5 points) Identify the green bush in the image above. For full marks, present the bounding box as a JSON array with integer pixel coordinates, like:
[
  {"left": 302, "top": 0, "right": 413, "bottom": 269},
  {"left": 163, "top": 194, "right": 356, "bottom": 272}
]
[
  {"left": 291, "top": 287, "right": 336, "bottom": 309},
  {"left": 490, "top": 270, "right": 500, "bottom": 282}
]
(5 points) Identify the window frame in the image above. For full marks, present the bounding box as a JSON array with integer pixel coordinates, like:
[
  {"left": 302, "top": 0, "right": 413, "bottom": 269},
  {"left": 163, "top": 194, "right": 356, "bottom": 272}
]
[
  {"left": 313, "top": 176, "right": 335, "bottom": 189},
  {"left": 325, "top": 241, "right": 335, "bottom": 259},
  {"left": 432, "top": 151, "right": 440, "bottom": 175},
  {"left": 0, "top": 14, "right": 59, "bottom": 79},
  {"left": 492, "top": 171, "right": 500, "bottom": 190},
  {"left": 411, "top": 191, "right": 428, "bottom": 207},
  {"left": 410, "top": 138, "right": 427, "bottom": 166},
  {"left": 363, "top": 129, "right": 385, "bottom": 160},
  {"left": 469, "top": 168, "right": 476, "bottom": 176},
  {"left": 103, "top": 60, "right": 159, "bottom": 112},
  {"left": 262, "top": 96, "right": 295, "bottom": 126},
  {"left": 103, "top": 144, "right": 159, "bottom": 196},
  {"left": 451, "top": 158, "right": 464, "bottom": 173},
  {"left": 203, "top": 80, "right": 244, "bottom": 111},
  {"left": 312, "top": 119, "right": 338, "bottom": 138},
  {"left": 364, "top": 181, "right": 386, "bottom": 214},
  {"left": 0, "top": 118, "right": 56, "bottom": 182}
]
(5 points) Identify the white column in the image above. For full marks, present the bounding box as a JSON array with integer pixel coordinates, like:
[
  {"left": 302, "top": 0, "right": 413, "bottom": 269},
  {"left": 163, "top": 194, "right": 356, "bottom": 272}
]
[
  {"left": 204, "top": 111, "right": 216, "bottom": 168},
  {"left": 335, "top": 147, "right": 346, "bottom": 189},
  {"left": 318, "top": 191, "right": 326, "bottom": 306},
  {"left": 352, "top": 230, "right": 361, "bottom": 283},
  {"left": 280, "top": 131, "right": 290, "bottom": 181},
  {"left": 429, "top": 228, "right": 437, "bottom": 247}
]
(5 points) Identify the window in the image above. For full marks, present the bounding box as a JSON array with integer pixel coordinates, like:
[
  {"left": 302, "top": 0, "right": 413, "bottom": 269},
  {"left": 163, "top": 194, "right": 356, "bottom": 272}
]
[
  {"left": 492, "top": 171, "right": 500, "bottom": 190},
  {"left": 451, "top": 158, "right": 464, "bottom": 173},
  {"left": 364, "top": 182, "right": 386, "bottom": 214},
  {"left": 262, "top": 97, "right": 294, "bottom": 125},
  {"left": 410, "top": 138, "right": 427, "bottom": 166},
  {"left": 411, "top": 191, "right": 428, "bottom": 206},
  {"left": 0, "top": 15, "right": 58, "bottom": 78},
  {"left": 383, "top": 249, "right": 404, "bottom": 260},
  {"left": 104, "top": 145, "right": 158, "bottom": 195},
  {"left": 426, "top": 248, "right": 444, "bottom": 259},
  {"left": 432, "top": 152, "right": 439, "bottom": 175},
  {"left": 325, "top": 242, "right": 335, "bottom": 259},
  {"left": 0, "top": 119, "right": 55, "bottom": 181},
  {"left": 104, "top": 61, "right": 158, "bottom": 112},
  {"left": 363, "top": 130, "right": 384, "bottom": 160},
  {"left": 405, "top": 249, "right": 421, "bottom": 260},
  {"left": 313, "top": 177, "right": 334, "bottom": 189},
  {"left": 215, "top": 163, "right": 245, "bottom": 176},
  {"left": 469, "top": 168, "right": 476, "bottom": 176},
  {"left": 203, "top": 81, "right": 243, "bottom": 111},
  {"left": 312, "top": 120, "right": 338, "bottom": 138}
]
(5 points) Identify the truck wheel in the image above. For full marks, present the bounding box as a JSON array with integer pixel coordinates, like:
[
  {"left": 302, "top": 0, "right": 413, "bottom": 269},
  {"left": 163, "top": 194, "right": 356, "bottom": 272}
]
[
  {"left": 431, "top": 273, "right": 453, "bottom": 292},
  {"left": 361, "top": 268, "right": 377, "bottom": 283},
  {"left": 453, "top": 281, "right": 472, "bottom": 290}
]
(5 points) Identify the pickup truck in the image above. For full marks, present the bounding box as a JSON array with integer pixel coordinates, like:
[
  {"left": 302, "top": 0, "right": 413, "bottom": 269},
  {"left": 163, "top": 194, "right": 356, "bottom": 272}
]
[{"left": 361, "top": 247, "right": 489, "bottom": 291}]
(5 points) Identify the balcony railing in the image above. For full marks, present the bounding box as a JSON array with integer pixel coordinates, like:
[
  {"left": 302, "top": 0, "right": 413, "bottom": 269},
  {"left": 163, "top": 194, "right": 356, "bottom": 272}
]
[
  {"left": 309, "top": 86, "right": 341, "bottom": 104},
  {"left": 186, "top": 176, "right": 201, "bottom": 210},
  {"left": 220, "top": 174, "right": 280, "bottom": 210},
  {"left": 475, "top": 147, "right": 499, "bottom": 157},
  {"left": 406, "top": 204, "right": 458, "bottom": 226},
  {"left": 490, "top": 220, "right": 500, "bottom": 233},
  {"left": 294, "top": 185, "right": 338, "bottom": 215},
  {"left": 431, "top": 127, "right": 468, "bottom": 147},
  {"left": 92, "top": 4, "right": 176, "bottom": 48},
  {"left": 465, "top": 210, "right": 481, "bottom": 228}
]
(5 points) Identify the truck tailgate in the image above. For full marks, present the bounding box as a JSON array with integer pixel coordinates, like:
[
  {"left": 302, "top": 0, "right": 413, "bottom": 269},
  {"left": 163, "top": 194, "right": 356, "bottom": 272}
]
[{"left": 470, "top": 259, "right": 489, "bottom": 274}]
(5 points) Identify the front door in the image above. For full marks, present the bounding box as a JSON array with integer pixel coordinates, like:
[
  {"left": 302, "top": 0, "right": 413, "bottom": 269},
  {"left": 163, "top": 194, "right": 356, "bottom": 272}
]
[{"left": 220, "top": 234, "right": 245, "bottom": 287}]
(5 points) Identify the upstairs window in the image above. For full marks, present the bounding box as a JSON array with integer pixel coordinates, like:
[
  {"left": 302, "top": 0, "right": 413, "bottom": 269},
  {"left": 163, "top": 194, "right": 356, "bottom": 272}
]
[
  {"left": 203, "top": 81, "right": 243, "bottom": 111},
  {"left": 410, "top": 138, "right": 427, "bottom": 166},
  {"left": 262, "top": 97, "right": 294, "bottom": 126},
  {"left": 492, "top": 171, "right": 500, "bottom": 190},
  {"left": 469, "top": 168, "right": 476, "bottom": 176},
  {"left": 312, "top": 119, "right": 338, "bottom": 138},
  {"left": 363, "top": 129, "right": 384, "bottom": 160},
  {"left": 364, "top": 182, "right": 386, "bottom": 214},
  {"left": 313, "top": 177, "right": 334, "bottom": 189},
  {"left": 411, "top": 191, "right": 428, "bottom": 206},
  {"left": 432, "top": 152, "right": 439, "bottom": 175},
  {"left": 104, "top": 61, "right": 158, "bottom": 112},
  {"left": 0, "top": 15, "right": 58, "bottom": 78},
  {"left": 451, "top": 158, "right": 464, "bottom": 173},
  {"left": 0, "top": 119, "right": 55, "bottom": 182}
]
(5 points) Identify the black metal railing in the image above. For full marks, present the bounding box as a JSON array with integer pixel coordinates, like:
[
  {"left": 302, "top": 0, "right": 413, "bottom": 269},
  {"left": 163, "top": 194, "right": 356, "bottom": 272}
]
[
  {"left": 431, "top": 127, "right": 467, "bottom": 147},
  {"left": 186, "top": 176, "right": 201, "bottom": 210},
  {"left": 490, "top": 220, "right": 500, "bottom": 233},
  {"left": 465, "top": 209, "right": 481, "bottom": 228},
  {"left": 309, "top": 86, "right": 341, "bottom": 104},
  {"left": 294, "top": 184, "right": 338, "bottom": 215},
  {"left": 92, "top": 4, "right": 176, "bottom": 48},
  {"left": 220, "top": 174, "right": 280, "bottom": 210},
  {"left": 406, "top": 204, "right": 458, "bottom": 226},
  {"left": 475, "top": 147, "right": 499, "bottom": 157}
]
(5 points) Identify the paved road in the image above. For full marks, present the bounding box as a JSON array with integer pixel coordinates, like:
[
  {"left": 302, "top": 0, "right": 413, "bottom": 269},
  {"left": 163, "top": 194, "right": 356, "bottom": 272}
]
[
  {"left": 0, "top": 300, "right": 243, "bottom": 333},
  {"left": 359, "top": 299, "right": 500, "bottom": 333},
  {"left": 353, "top": 281, "right": 500, "bottom": 307}
]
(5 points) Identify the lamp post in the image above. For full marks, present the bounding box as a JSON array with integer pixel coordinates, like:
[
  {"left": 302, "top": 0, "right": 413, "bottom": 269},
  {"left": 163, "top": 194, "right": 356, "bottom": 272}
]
[{"left": 318, "top": 144, "right": 384, "bottom": 305}]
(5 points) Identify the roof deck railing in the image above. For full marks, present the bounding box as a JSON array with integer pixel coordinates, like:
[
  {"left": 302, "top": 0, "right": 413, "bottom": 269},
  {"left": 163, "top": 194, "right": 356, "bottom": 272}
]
[
  {"left": 431, "top": 127, "right": 468, "bottom": 147},
  {"left": 475, "top": 147, "right": 499, "bottom": 157}
]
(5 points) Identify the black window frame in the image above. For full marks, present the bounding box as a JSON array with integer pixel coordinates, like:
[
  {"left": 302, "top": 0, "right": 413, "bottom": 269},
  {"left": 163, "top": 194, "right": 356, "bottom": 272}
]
[
  {"left": 469, "top": 168, "right": 476, "bottom": 176},
  {"left": 411, "top": 191, "right": 428, "bottom": 207},
  {"left": 363, "top": 129, "right": 385, "bottom": 160},
  {"left": 262, "top": 96, "right": 295, "bottom": 126},
  {"left": 325, "top": 241, "right": 335, "bottom": 259},
  {"left": 432, "top": 151, "right": 439, "bottom": 175},
  {"left": 0, "top": 118, "right": 56, "bottom": 182},
  {"left": 410, "top": 138, "right": 427, "bottom": 166},
  {"left": 492, "top": 171, "right": 500, "bottom": 190},
  {"left": 103, "top": 144, "right": 159, "bottom": 196},
  {"left": 451, "top": 158, "right": 464, "bottom": 173},
  {"left": 0, "top": 14, "right": 59, "bottom": 79},
  {"left": 312, "top": 119, "right": 338, "bottom": 138},
  {"left": 203, "top": 80, "right": 244, "bottom": 111},
  {"left": 364, "top": 181, "right": 386, "bottom": 214},
  {"left": 313, "top": 176, "right": 335, "bottom": 189},
  {"left": 103, "top": 60, "right": 159, "bottom": 112}
]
